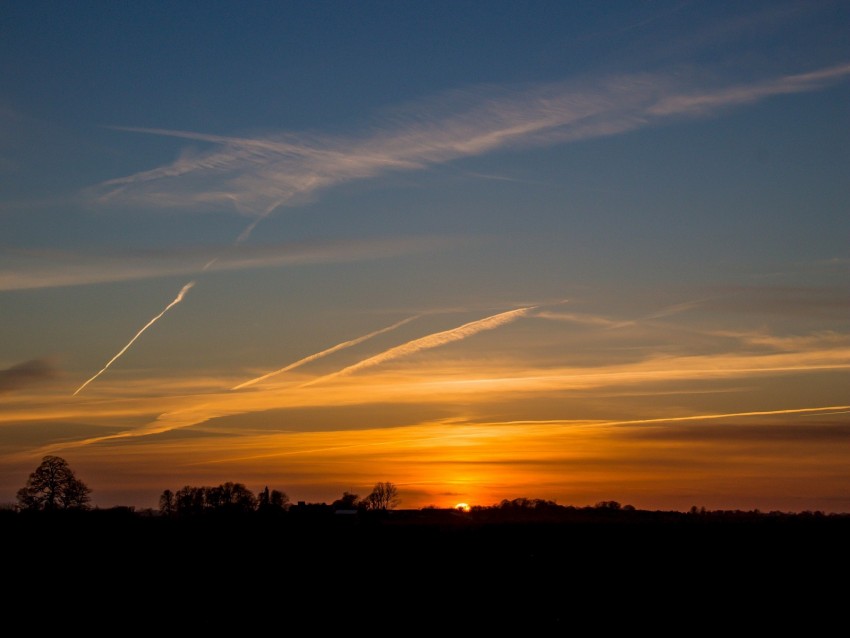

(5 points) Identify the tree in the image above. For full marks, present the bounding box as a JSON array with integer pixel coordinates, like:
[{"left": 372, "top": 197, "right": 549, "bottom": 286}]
[
  {"left": 270, "top": 489, "right": 288, "bottom": 508},
  {"left": 16, "top": 456, "right": 91, "bottom": 511},
  {"left": 362, "top": 482, "right": 400, "bottom": 511},
  {"left": 332, "top": 491, "right": 360, "bottom": 510},
  {"left": 159, "top": 489, "right": 175, "bottom": 516},
  {"left": 174, "top": 485, "right": 205, "bottom": 515},
  {"left": 257, "top": 486, "right": 289, "bottom": 511},
  {"left": 170, "top": 483, "right": 257, "bottom": 515},
  {"left": 213, "top": 482, "right": 256, "bottom": 513},
  {"left": 257, "top": 486, "right": 271, "bottom": 508},
  {"left": 595, "top": 500, "right": 622, "bottom": 510}
]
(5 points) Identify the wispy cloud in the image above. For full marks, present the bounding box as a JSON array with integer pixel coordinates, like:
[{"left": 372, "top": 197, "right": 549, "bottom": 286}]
[
  {"left": 648, "top": 63, "right": 850, "bottom": 116},
  {"left": 0, "top": 235, "right": 455, "bottom": 291},
  {"left": 17, "top": 327, "right": 850, "bottom": 456},
  {"left": 701, "top": 284, "right": 850, "bottom": 318},
  {"left": 535, "top": 310, "right": 626, "bottom": 329},
  {"left": 233, "top": 315, "right": 420, "bottom": 390},
  {"left": 0, "top": 359, "right": 57, "bottom": 394},
  {"left": 302, "top": 306, "right": 537, "bottom": 387},
  {"left": 89, "top": 64, "right": 850, "bottom": 218},
  {"left": 535, "top": 299, "right": 703, "bottom": 330},
  {"left": 16, "top": 306, "right": 538, "bottom": 451},
  {"left": 710, "top": 329, "right": 849, "bottom": 352}
]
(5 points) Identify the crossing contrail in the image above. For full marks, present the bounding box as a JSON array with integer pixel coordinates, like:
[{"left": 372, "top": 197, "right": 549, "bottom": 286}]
[
  {"left": 73, "top": 281, "right": 196, "bottom": 396},
  {"left": 232, "top": 315, "right": 419, "bottom": 390},
  {"left": 74, "top": 63, "right": 850, "bottom": 395},
  {"left": 72, "top": 187, "right": 283, "bottom": 397},
  {"left": 302, "top": 306, "right": 536, "bottom": 387}
]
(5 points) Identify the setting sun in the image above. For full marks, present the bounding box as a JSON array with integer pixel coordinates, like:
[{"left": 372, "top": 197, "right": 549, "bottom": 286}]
[{"left": 455, "top": 503, "right": 471, "bottom": 512}]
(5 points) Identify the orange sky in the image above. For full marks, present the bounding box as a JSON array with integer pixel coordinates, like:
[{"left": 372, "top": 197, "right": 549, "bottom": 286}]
[{"left": 3, "top": 311, "right": 848, "bottom": 511}]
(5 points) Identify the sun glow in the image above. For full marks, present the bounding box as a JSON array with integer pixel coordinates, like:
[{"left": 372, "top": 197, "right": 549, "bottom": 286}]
[{"left": 455, "top": 503, "right": 471, "bottom": 512}]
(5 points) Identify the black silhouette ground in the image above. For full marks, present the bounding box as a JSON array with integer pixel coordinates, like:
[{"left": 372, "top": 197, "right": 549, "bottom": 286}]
[{"left": 3, "top": 505, "right": 847, "bottom": 629}]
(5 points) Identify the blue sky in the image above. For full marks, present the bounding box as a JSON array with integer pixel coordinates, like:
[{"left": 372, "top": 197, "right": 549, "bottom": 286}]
[{"left": 1, "top": 1, "right": 848, "bottom": 511}]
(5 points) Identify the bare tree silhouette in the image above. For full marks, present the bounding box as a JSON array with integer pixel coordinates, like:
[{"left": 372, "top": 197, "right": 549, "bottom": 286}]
[
  {"left": 159, "top": 489, "right": 175, "bottom": 516},
  {"left": 362, "top": 481, "right": 400, "bottom": 511}
]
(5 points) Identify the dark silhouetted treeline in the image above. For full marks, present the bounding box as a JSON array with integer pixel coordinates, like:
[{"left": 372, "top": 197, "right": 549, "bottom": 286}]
[
  {"left": 4, "top": 494, "right": 848, "bottom": 630},
  {"left": 4, "top": 456, "right": 849, "bottom": 630},
  {"left": 7, "top": 494, "right": 848, "bottom": 524}
]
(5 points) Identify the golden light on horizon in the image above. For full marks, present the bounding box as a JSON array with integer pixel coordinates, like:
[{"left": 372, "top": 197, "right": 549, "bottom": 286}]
[
  {"left": 11, "top": 400, "right": 849, "bottom": 512},
  {"left": 455, "top": 502, "right": 471, "bottom": 512}
]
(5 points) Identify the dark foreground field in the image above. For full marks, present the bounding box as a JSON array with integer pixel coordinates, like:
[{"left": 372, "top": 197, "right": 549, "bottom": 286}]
[{"left": 3, "top": 507, "right": 847, "bottom": 629}]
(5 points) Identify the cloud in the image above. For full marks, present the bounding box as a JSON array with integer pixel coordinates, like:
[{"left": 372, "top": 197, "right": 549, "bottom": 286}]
[
  {"left": 534, "top": 310, "right": 623, "bottom": 329},
  {"left": 712, "top": 329, "right": 850, "bottom": 352},
  {"left": 0, "top": 235, "right": 457, "bottom": 291},
  {"left": 302, "top": 306, "right": 536, "bottom": 387},
  {"left": 648, "top": 63, "right": 850, "bottom": 116},
  {"left": 0, "top": 359, "right": 57, "bottom": 394},
  {"left": 17, "top": 335, "right": 850, "bottom": 456},
  {"left": 535, "top": 299, "right": 703, "bottom": 330},
  {"left": 88, "top": 64, "right": 850, "bottom": 218},
  {"left": 233, "top": 315, "right": 420, "bottom": 390},
  {"left": 701, "top": 285, "right": 850, "bottom": 318},
  {"left": 615, "top": 419, "right": 850, "bottom": 445},
  {"left": 17, "top": 306, "right": 537, "bottom": 451}
]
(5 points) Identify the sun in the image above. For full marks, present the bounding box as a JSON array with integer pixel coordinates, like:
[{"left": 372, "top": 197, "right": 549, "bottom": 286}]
[{"left": 455, "top": 502, "right": 471, "bottom": 512}]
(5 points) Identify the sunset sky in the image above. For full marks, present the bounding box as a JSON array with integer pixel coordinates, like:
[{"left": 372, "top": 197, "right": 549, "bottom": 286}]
[{"left": 2, "top": 1, "right": 848, "bottom": 512}]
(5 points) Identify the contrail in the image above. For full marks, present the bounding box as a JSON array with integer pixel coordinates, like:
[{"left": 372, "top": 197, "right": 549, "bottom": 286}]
[
  {"left": 76, "top": 192, "right": 279, "bottom": 395},
  {"left": 73, "top": 281, "right": 196, "bottom": 396},
  {"left": 302, "top": 306, "right": 536, "bottom": 387},
  {"left": 502, "top": 405, "right": 850, "bottom": 428},
  {"left": 232, "top": 315, "right": 419, "bottom": 390},
  {"left": 71, "top": 208, "right": 254, "bottom": 397},
  {"left": 73, "top": 163, "right": 310, "bottom": 395}
]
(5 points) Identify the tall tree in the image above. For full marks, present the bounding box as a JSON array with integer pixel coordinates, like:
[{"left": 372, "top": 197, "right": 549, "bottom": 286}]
[
  {"left": 159, "top": 489, "right": 176, "bottom": 516},
  {"left": 269, "top": 489, "right": 289, "bottom": 509},
  {"left": 216, "top": 482, "right": 256, "bottom": 513},
  {"left": 362, "top": 482, "right": 400, "bottom": 511},
  {"left": 174, "top": 485, "right": 205, "bottom": 515},
  {"left": 17, "top": 456, "right": 91, "bottom": 511}
]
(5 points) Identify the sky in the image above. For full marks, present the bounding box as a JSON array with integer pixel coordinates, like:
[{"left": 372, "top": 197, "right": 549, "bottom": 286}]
[{"left": 1, "top": 1, "right": 848, "bottom": 512}]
